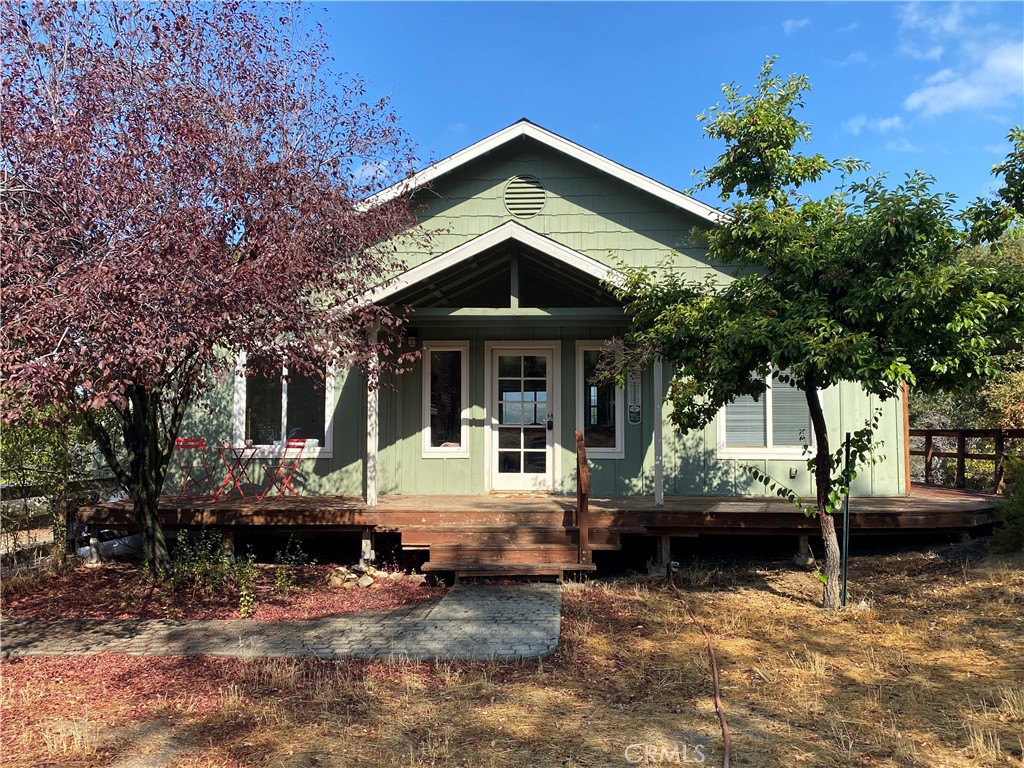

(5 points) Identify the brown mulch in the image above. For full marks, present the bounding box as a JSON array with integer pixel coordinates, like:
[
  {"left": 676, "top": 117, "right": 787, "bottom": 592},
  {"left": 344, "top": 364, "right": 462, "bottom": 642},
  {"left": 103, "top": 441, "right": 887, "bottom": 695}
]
[{"left": 0, "top": 562, "right": 445, "bottom": 621}]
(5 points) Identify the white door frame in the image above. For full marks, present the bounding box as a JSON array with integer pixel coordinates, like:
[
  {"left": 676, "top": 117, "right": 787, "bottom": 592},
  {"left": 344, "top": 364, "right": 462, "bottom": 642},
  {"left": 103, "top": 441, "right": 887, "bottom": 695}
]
[{"left": 484, "top": 341, "right": 561, "bottom": 492}]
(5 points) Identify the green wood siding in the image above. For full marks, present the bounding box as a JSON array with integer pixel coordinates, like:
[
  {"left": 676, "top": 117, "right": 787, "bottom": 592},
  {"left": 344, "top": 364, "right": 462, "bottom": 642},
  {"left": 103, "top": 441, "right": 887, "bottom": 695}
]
[{"left": 388, "top": 140, "right": 717, "bottom": 276}]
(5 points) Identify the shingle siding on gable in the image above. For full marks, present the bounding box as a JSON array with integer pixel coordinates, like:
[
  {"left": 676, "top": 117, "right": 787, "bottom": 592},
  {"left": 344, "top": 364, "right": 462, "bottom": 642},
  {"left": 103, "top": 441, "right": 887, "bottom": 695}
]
[{"left": 392, "top": 141, "right": 721, "bottom": 277}]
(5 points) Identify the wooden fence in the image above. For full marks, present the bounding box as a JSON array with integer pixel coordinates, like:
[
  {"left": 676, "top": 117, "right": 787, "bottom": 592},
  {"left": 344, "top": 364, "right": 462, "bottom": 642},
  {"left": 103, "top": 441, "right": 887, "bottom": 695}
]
[{"left": 909, "top": 429, "right": 1024, "bottom": 493}]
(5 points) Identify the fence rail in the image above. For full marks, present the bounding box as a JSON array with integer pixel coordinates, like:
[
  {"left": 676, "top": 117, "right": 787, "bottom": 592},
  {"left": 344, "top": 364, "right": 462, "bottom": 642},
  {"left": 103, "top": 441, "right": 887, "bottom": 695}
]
[
  {"left": 909, "top": 429, "right": 1024, "bottom": 493},
  {"left": 575, "top": 430, "right": 591, "bottom": 566}
]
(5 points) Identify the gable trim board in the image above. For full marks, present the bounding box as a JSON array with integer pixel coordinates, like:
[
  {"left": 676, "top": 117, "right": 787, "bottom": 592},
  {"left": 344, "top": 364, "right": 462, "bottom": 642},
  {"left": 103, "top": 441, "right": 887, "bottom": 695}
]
[{"left": 362, "top": 119, "right": 725, "bottom": 226}]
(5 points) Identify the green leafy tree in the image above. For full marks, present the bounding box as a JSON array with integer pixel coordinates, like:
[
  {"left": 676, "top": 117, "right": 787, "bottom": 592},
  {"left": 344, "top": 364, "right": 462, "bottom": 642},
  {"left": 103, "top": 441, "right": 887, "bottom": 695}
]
[
  {"left": 0, "top": 403, "right": 98, "bottom": 565},
  {"left": 611, "top": 59, "right": 1024, "bottom": 609}
]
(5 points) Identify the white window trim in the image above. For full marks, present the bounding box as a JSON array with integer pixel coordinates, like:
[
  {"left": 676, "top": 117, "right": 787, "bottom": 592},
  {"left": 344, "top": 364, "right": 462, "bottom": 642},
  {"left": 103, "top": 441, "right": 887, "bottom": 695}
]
[
  {"left": 575, "top": 341, "right": 625, "bottom": 460},
  {"left": 716, "top": 375, "right": 818, "bottom": 460},
  {"left": 232, "top": 352, "right": 334, "bottom": 459},
  {"left": 421, "top": 341, "right": 470, "bottom": 459}
]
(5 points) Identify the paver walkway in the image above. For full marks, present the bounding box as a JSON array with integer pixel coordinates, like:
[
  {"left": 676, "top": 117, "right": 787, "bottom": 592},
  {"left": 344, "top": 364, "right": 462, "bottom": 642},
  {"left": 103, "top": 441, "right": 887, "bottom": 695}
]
[{"left": 0, "top": 583, "right": 561, "bottom": 662}]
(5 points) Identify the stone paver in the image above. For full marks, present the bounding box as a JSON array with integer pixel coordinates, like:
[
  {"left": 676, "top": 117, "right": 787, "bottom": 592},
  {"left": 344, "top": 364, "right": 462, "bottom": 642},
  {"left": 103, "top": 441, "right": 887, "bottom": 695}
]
[{"left": 0, "top": 583, "right": 561, "bottom": 662}]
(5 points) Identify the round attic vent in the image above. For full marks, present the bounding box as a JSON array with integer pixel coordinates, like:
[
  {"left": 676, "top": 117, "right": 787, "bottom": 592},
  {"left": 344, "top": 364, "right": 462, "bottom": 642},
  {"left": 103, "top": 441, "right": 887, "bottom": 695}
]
[{"left": 503, "top": 175, "right": 546, "bottom": 218}]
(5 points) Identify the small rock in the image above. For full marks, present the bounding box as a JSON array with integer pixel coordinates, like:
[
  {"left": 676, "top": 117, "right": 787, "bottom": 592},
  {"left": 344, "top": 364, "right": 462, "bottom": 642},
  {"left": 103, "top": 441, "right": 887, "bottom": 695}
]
[
  {"left": 327, "top": 567, "right": 353, "bottom": 587},
  {"left": 407, "top": 574, "right": 426, "bottom": 585},
  {"left": 388, "top": 571, "right": 405, "bottom": 581},
  {"left": 356, "top": 574, "right": 374, "bottom": 588},
  {"left": 342, "top": 581, "right": 356, "bottom": 589},
  {"left": 370, "top": 582, "right": 384, "bottom": 589}
]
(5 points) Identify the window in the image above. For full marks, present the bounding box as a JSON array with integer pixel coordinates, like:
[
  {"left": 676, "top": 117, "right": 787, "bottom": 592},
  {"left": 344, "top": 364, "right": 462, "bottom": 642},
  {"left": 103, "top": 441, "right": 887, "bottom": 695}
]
[
  {"left": 718, "top": 371, "right": 812, "bottom": 458},
  {"left": 422, "top": 342, "right": 469, "bottom": 457},
  {"left": 576, "top": 343, "right": 624, "bottom": 459},
  {"left": 233, "top": 353, "right": 333, "bottom": 455}
]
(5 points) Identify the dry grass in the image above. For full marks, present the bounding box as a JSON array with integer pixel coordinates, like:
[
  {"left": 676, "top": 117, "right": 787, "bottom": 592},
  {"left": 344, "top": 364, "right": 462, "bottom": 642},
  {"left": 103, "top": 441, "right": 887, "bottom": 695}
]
[{"left": 2, "top": 543, "right": 1022, "bottom": 767}]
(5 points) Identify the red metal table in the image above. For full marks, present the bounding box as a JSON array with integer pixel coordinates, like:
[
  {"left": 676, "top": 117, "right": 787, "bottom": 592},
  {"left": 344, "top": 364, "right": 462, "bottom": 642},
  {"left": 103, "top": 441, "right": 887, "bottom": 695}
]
[{"left": 214, "top": 445, "right": 260, "bottom": 499}]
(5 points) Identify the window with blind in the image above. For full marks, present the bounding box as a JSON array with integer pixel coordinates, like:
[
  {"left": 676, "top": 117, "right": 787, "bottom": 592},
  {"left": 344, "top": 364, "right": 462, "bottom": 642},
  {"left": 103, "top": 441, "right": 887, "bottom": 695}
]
[{"left": 719, "top": 372, "right": 813, "bottom": 457}]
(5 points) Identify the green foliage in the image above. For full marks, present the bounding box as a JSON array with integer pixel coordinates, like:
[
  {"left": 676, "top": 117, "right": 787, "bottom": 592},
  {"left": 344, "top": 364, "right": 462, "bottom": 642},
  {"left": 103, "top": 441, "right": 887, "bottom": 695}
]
[
  {"left": 990, "top": 458, "right": 1024, "bottom": 554},
  {"left": 0, "top": 404, "right": 104, "bottom": 564},
  {"left": 747, "top": 410, "right": 885, "bottom": 518},
  {"left": 171, "top": 530, "right": 259, "bottom": 616},
  {"left": 171, "top": 530, "right": 232, "bottom": 592},
  {"left": 611, "top": 58, "right": 1023, "bottom": 609},
  {"left": 273, "top": 535, "right": 315, "bottom": 595},
  {"left": 235, "top": 554, "right": 258, "bottom": 619}
]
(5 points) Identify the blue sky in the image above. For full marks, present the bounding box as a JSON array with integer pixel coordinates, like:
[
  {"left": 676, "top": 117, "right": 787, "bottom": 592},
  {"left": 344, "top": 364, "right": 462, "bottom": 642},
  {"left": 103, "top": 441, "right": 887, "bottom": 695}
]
[{"left": 321, "top": 2, "right": 1023, "bottom": 212}]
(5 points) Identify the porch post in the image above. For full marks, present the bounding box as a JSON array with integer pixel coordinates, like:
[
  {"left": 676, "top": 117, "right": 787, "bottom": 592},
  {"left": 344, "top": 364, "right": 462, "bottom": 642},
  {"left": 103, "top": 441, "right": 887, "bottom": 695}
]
[
  {"left": 653, "top": 357, "right": 665, "bottom": 507},
  {"left": 366, "top": 326, "right": 379, "bottom": 507}
]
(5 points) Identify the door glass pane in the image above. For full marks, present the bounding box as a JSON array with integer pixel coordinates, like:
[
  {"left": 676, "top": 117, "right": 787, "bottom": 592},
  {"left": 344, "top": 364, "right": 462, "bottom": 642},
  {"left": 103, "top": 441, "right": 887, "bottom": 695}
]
[
  {"left": 498, "top": 452, "right": 521, "bottom": 473},
  {"left": 498, "top": 355, "right": 521, "bottom": 377},
  {"left": 498, "top": 428, "right": 520, "bottom": 449},
  {"left": 524, "top": 379, "right": 547, "bottom": 402},
  {"left": 499, "top": 380, "right": 523, "bottom": 400},
  {"left": 523, "top": 428, "right": 546, "bottom": 449},
  {"left": 523, "top": 355, "right": 546, "bottom": 377},
  {"left": 524, "top": 452, "right": 546, "bottom": 473},
  {"left": 500, "top": 402, "right": 523, "bottom": 425}
]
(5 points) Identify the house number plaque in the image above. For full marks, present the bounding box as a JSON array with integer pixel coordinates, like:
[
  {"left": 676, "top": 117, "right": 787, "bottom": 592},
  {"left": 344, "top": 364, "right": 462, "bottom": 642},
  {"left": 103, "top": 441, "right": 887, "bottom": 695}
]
[{"left": 627, "top": 369, "right": 642, "bottom": 425}]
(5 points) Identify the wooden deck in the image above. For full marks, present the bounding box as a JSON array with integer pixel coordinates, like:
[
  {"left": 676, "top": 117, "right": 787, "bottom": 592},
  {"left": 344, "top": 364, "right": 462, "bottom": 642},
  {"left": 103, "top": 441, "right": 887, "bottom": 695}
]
[
  {"left": 77, "top": 483, "right": 998, "bottom": 533},
  {"left": 77, "top": 483, "right": 998, "bottom": 577}
]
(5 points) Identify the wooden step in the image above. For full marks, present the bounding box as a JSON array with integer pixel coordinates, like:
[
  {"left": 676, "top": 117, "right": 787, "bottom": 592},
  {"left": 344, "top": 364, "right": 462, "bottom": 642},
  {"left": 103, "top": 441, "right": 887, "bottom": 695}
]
[
  {"left": 421, "top": 561, "right": 597, "bottom": 574},
  {"left": 427, "top": 543, "right": 580, "bottom": 566},
  {"left": 399, "top": 525, "right": 622, "bottom": 551},
  {"left": 373, "top": 509, "right": 573, "bottom": 529}
]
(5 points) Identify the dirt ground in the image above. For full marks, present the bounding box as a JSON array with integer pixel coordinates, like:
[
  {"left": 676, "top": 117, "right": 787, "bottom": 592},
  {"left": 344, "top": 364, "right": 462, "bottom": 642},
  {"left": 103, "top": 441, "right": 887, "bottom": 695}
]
[{"left": 2, "top": 539, "right": 1022, "bottom": 768}]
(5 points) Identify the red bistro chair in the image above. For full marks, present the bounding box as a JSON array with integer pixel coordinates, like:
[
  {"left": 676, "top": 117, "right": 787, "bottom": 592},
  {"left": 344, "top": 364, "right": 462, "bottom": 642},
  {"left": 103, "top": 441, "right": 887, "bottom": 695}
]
[
  {"left": 259, "top": 438, "right": 307, "bottom": 499},
  {"left": 174, "top": 437, "right": 213, "bottom": 498}
]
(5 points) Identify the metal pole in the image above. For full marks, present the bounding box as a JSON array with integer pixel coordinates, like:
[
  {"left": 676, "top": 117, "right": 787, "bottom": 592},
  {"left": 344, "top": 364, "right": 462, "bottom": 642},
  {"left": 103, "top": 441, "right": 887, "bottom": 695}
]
[{"left": 842, "top": 432, "right": 851, "bottom": 607}]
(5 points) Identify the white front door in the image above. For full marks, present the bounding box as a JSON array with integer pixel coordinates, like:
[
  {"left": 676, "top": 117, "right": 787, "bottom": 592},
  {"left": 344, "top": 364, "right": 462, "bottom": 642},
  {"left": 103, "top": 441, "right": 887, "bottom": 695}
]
[{"left": 489, "top": 347, "right": 556, "bottom": 491}]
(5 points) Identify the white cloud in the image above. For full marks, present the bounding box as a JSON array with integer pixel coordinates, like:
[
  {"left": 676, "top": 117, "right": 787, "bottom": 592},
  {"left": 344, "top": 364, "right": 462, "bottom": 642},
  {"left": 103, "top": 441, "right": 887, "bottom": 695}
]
[
  {"left": 837, "top": 51, "right": 869, "bottom": 67},
  {"left": 837, "top": 22, "right": 859, "bottom": 33},
  {"left": 842, "top": 115, "right": 904, "bottom": 136},
  {"left": 782, "top": 18, "right": 810, "bottom": 36},
  {"left": 905, "top": 41, "right": 1024, "bottom": 116},
  {"left": 874, "top": 116, "right": 905, "bottom": 133},
  {"left": 886, "top": 138, "right": 923, "bottom": 153},
  {"left": 983, "top": 142, "right": 1011, "bottom": 155},
  {"left": 897, "top": 3, "right": 1023, "bottom": 118},
  {"left": 899, "top": 3, "right": 973, "bottom": 37},
  {"left": 842, "top": 115, "right": 868, "bottom": 136}
]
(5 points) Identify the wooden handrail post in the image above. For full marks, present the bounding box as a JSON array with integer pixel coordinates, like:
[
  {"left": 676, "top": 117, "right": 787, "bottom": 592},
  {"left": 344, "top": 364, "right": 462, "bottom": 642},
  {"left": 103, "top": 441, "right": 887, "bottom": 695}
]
[
  {"left": 575, "top": 430, "right": 590, "bottom": 565},
  {"left": 955, "top": 432, "right": 967, "bottom": 489},
  {"left": 994, "top": 430, "right": 1006, "bottom": 494},
  {"left": 924, "top": 434, "right": 934, "bottom": 484}
]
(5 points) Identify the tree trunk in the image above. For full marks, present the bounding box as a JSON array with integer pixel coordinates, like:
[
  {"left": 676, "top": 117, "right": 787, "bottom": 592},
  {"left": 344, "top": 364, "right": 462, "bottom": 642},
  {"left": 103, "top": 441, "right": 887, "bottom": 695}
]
[
  {"left": 126, "top": 386, "right": 173, "bottom": 580},
  {"left": 133, "top": 470, "right": 171, "bottom": 579},
  {"left": 805, "top": 377, "right": 842, "bottom": 610}
]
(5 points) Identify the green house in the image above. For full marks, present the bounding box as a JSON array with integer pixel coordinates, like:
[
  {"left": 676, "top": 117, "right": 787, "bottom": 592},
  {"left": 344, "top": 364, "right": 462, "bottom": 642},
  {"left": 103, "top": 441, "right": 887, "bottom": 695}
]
[{"left": 208, "top": 120, "right": 909, "bottom": 506}]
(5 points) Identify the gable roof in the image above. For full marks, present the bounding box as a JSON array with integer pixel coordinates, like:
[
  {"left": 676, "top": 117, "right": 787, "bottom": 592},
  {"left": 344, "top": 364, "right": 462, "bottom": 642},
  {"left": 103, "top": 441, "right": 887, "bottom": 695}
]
[
  {"left": 369, "top": 220, "right": 622, "bottom": 304},
  {"left": 364, "top": 118, "right": 725, "bottom": 225}
]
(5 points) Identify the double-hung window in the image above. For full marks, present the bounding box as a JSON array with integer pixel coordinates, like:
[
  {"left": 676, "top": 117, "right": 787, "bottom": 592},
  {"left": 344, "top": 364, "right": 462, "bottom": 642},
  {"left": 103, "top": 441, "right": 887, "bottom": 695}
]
[
  {"left": 576, "top": 343, "right": 624, "bottom": 459},
  {"left": 717, "top": 371, "right": 812, "bottom": 458},
  {"left": 422, "top": 342, "right": 469, "bottom": 458},
  {"left": 233, "top": 353, "right": 333, "bottom": 455}
]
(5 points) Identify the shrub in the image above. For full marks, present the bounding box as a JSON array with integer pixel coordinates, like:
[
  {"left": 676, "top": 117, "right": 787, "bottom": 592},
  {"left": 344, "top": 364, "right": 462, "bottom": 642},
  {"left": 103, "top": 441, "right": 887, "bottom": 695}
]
[{"left": 990, "top": 457, "right": 1024, "bottom": 554}]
